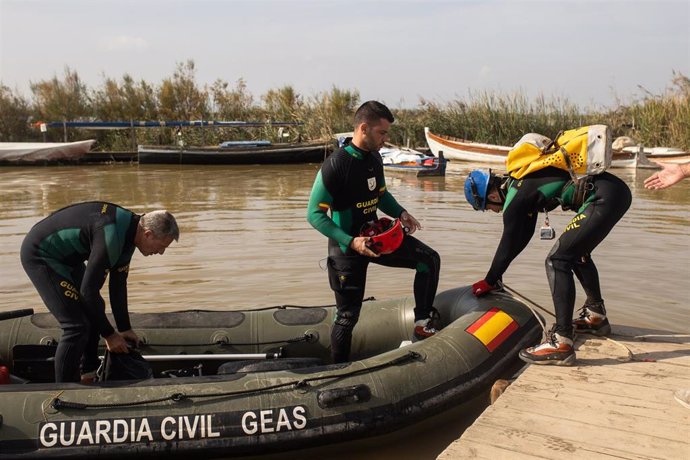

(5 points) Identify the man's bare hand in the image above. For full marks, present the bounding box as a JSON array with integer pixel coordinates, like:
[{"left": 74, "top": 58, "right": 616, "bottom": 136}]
[
  {"left": 400, "top": 210, "right": 421, "bottom": 235},
  {"left": 104, "top": 332, "right": 130, "bottom": 353},
  {"left": 350, "top": 236, "right": 380, "bottom": 257}
]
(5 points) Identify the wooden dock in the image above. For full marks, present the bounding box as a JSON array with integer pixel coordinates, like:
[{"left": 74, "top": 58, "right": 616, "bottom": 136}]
[{"left": 438, "top": 325, "right": 690, "bottom": 459}]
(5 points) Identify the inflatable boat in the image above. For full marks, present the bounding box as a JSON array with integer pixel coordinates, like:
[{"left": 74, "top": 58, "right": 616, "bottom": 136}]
[{"left": 0, "top": 286, "right": 541, "bottom": 458}]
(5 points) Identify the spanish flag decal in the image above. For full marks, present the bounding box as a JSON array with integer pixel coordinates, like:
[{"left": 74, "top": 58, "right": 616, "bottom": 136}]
[{"left": 465, "top": 307, "right": 519, "bottom": 352}]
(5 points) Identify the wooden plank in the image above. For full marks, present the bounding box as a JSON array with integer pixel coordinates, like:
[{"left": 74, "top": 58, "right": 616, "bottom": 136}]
[
  {"left": 438, "top": 328, "right": 690, "bottom": 460},
  {"left": 490, "top": 390, "right": 688, "bottom": 441},
  {"left": 441, "top": 419, "right": 672, "bottom": 460},
  {"left": 512, "top": 375, "right": 688, "bottom": 413},
  {"left": 516, "top": 363, "right": 690, "bottom": 392}
]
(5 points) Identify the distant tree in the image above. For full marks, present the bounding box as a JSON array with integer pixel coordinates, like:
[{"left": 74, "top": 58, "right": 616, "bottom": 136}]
[
  {"left": 262, "top": 85, "right": 301, "bottom": 120},
  {"left": 0, "top": 84, "right": 33, "bottom": 141},
  {"left": 210, "top": 78, "right": 255, "bottom": 120},
  {"left": 158, "top": 60, "right": 209, "bottom": 120},
  {"left": 30, "top": 66, "right": 91, "bottom": 123},
  {"left": 259, "top": 86, "right": 303, "bottom": 141},
  {"left": 92, "top": 74, "right": 159, "bottom": 121},
  {"left": 304, "top": 86, "right": 360, "bottom": 140}
]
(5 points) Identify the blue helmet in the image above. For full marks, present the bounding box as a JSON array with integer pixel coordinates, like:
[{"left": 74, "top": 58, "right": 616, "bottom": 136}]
[{"left": 464, "top": 169, "right": 493, "bottom": 211}]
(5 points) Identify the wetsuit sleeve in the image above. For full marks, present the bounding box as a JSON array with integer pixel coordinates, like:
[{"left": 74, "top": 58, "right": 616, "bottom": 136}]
[
  {"left": 485, "top": 198, "right": 538, "bottom": 286},
  {"left": 80, "top": 230, "right": 117, "bottom": 338},
  {"left": 378, "top": 178, "right": 405, "bottom": 218},
  {"left": 108, "top": 262, "right": 131, "bottom": 332},
  {"left": 307, "top": 170, "right": 354, "bottom": 248}
]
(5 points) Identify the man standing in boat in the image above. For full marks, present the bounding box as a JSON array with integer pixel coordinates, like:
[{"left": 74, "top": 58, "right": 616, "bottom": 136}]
[
  {"left": 21, "top": 202, "right": 179, "bottom": 383},
  {"left": 463, "top": 168, "right": 630, "bottom": 365},
  {"left": 307, "top": 101, "right": 441, "bottom": 363}
]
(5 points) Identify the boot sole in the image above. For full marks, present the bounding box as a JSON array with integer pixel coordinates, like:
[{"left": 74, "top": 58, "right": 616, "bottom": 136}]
[
  {"left": 519, "top": 353, "right": 576, "bottom": 366},
  {"left": 574, "top": 323, "right": 611, "bottom": 337}
]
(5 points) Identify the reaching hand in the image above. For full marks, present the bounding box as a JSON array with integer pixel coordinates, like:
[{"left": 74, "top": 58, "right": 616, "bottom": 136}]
[
  {"left": 104, "top": 332, "right": 130, "bottom": 353},
  {"left": 472, "top": 279, "right": 496, "bottom": 297},
  {"left": 120, "top": 329, "right": 141, "bottom": 347},
  {"left": 644, "top": 162, "right": 690, "bottom": 190},
  {"left": 400, "top": 211, "right": 421, "bottom": 235}
]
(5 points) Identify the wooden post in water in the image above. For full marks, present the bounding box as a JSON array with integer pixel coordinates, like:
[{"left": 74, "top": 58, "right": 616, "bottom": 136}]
[{"left": 130, "top": 120, "right": 137, "bottom": 153}]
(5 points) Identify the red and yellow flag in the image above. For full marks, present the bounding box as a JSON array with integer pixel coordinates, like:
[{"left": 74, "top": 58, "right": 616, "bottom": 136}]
[{"left": 465, "top": 307, "right": 518, "bottom": 352}]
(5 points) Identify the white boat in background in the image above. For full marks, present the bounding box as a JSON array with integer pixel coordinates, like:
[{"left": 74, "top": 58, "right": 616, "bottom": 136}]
[
  {"left": 380, "top": 144, "right": 447, "bottom": 177},
  {"left": 424, "top": 127, "right": 511, "bottom": 163},
  {"left": 0, "top": 140, "right": 96, "bottom": 164},
  {"left": 424, "top": 127, "right": 688, "bottom": 169},
  {"left": 620, "top": 146, "right": 690, "bottom": 165}
]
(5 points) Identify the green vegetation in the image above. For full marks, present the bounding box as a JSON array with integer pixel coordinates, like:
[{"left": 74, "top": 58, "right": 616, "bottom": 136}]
[{"left": 1, "top": 61, "right": 688, "bottom": 151}]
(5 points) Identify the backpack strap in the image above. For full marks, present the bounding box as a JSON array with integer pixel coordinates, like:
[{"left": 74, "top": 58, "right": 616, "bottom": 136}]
[{"left": 561, "top": 176, "right": 594, "bottom": 211}]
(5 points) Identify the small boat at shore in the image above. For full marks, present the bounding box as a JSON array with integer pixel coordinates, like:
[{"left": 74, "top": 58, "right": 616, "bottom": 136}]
[
  {"left": 0, "top": 140, "right": 96, "bottom": 165},
  {"left": 424, "top": 127, "right": 689, "bottom": 169},
  {"left": 137, "top": 140, "right": 332, "bottom": 165},
  {"left": 380, "top": 144, "right": 447, "bottom": 177},
  {"left": 424, "top": 127, "right": 511, "bottom": 163},
  {"left": 0, "top": 286, "right": 541, "bottom": 458}
]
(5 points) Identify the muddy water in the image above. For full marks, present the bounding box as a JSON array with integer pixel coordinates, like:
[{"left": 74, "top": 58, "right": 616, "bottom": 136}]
[{"left": 0, "top": 162, "right": 688, "bottom": 458}]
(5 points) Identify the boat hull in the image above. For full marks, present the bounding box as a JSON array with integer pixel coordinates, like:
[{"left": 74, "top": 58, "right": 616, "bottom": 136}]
[
  {"left": 137, "top": 142, "right": 331, "bottom": 165},
  {"left": 0, "top": 287, "right": 541, "bottom": 458},
  {"left": 0, "top": 140, "right": 96, "bottom": 165},
  {"left": 424, "top": 127, "right": 687, "bottom": 169},
  {"left": 424, "top": 127, "right": 510, "bottom": 163}
]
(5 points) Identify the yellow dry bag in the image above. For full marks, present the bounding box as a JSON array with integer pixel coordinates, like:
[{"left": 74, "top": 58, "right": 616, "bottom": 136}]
[{"left": 506, "top": 125, "right": 612, "bottom": 180}]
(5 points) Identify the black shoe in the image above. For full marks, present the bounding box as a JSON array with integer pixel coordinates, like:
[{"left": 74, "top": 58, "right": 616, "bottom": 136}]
[{"left": 572, "top": 302, "right": 611, "bottom": 336}]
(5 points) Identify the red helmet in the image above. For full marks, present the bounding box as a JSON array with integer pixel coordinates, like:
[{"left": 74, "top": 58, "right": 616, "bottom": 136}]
[{"left": 359, "top": 218, "right": 404, "bottom": 254}]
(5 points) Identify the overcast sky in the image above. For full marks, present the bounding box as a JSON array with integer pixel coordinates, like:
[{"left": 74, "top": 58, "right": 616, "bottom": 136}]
[{"left": 1, "top": 0, "right": 688, "bottom": 110}]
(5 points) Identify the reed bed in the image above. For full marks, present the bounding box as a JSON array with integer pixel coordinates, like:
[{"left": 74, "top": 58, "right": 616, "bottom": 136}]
[{"left": 1, "top": 65, "right": 688, "bottom": 151}]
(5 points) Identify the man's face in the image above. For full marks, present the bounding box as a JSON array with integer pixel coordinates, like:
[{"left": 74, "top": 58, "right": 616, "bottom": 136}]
[
  {"left": 486, "top": 188, "right": 504, "bottom": 213},
  {"left": 137, "top": 230, "right": 174, "bottom": 256},
  {"left": 362, "top": 118, "right": 391, "bottom": 152}
]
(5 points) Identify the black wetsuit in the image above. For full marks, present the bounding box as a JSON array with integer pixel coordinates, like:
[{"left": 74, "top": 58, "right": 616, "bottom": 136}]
[
  {"left": 307, "top": 144, "right": 441, "bottom": 362},
  {"left": 20, "top": 202, "right": 140, "bottom": 382},
  {"left": 486, "top": 168, "right": 631, "bottom": 336}
]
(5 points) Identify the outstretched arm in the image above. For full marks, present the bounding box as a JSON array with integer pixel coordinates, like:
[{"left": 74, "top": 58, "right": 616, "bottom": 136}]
[{"left": 644, "top": 162, "right": 690, "bottom": 190}]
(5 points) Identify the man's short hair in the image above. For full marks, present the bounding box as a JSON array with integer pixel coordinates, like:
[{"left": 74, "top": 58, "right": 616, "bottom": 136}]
[
  {"left": 353, "top": 101, "right": 394, "bottom": 127},
  {"left": 141, "top": 210, "right": 179, "bottom": 241}
]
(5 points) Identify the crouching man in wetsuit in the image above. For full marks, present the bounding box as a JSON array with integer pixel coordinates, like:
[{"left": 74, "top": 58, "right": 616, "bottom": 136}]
[
  {"left": 307, "top": 101, "right": 441, "bottom": 363},
  {"left": 21, "top": 202, "right": 179, "bottom": 383},
  {"left": 464, "top": 168, "right": 631, "bottom": 365}
]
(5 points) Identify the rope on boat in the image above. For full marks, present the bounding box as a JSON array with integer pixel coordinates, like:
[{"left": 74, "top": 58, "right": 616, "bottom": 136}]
[
  {"left": 248, "top": 296, "right": 375, "bottom": 311},
  {"left": 500, "top": 283, "right": 551, "bottom": 334},
  {"left": 501, "top": 283, "right": 642, "bottom": 362},
  {"left": 50, "top": 351, "right": 422, "bottom": 411}
]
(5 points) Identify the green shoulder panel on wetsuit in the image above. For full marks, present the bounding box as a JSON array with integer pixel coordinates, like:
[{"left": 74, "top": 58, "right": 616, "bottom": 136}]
[
  {"left": 307, "top": 170, "right": 355, "bottom": 249},
  {"left": 344, "top": 144, "right": 363, "bottom": 160},
  {"left": 104, "top": 207, "right": 133, "bottom": 267},
  {"left": 38, "top": 228, "right": 87, "bottom": 280},
  {"left": 503, "top": 179, "right": 519, "bottom": 211}
]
